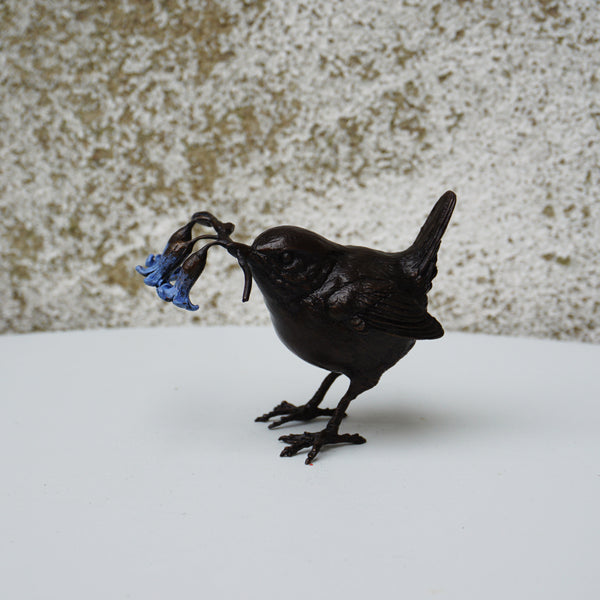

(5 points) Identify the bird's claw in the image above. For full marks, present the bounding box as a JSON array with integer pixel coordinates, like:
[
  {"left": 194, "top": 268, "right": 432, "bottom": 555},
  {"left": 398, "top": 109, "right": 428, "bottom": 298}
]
[
  {"left": 254, "top": 401, "right": 296, "bottom": 422},
  {"left": 255, "top": 402, "right": 345, "bottom": 428},
  {"left": 279, "top": 431, "right": 366, "bottom": 464}
]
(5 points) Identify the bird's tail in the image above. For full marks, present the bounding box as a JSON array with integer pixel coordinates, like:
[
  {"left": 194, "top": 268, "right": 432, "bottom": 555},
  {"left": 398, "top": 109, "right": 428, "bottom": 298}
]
[{"left": 403, "top": 190, "right": 456, "bottom": 291}]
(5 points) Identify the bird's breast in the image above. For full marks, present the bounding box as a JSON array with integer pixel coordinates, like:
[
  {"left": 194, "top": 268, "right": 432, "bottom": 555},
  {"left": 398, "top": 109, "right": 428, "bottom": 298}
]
[{"left": 263, "top": 293, "right": 414, "bottom": 378}]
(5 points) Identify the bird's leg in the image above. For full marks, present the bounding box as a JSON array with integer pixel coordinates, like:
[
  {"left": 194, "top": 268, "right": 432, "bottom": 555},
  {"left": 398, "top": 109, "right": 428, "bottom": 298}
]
[
  {"left": 279, "top": 379, "right": 373, "bottom": 464},
  {"left": 255, "top": 372, "right": 342, "bottom": 428}
]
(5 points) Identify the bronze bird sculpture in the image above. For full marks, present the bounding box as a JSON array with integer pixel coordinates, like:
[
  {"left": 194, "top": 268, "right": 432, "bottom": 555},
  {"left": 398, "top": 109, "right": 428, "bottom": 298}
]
[{"left": 136, "top": 191, "right": 456, "bottom": 463}]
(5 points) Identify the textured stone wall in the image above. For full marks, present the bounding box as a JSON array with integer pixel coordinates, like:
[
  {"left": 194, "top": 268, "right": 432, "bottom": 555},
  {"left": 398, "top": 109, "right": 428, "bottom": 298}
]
[{"left": 1, "top": 0, "right": 599, "bottom": 341}]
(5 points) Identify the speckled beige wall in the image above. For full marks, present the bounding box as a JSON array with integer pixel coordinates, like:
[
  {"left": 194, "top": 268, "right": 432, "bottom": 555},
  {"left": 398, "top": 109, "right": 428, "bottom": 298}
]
[{"left": 1, "top": 0, "right": 599, "bottom": 341}]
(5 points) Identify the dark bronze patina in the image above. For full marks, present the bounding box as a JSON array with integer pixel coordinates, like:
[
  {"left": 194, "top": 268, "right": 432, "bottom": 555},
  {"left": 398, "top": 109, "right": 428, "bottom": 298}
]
[{"left": 136, "top": 191, "right": 456, "bottom": 463}]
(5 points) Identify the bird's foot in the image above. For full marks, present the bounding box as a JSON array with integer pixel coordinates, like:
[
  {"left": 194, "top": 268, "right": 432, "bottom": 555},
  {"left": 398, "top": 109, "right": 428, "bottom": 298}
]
[
  {"left": 279, "top": 430, "right": 366, "bottom": 464},
  {"left": 255, "top": 401, "right": 345, "bottom": 429}
]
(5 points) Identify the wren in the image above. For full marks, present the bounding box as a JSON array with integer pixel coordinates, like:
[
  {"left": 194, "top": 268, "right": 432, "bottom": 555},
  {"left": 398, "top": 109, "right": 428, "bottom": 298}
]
[{"left": 136, "top": 191, "right": 456, "bottom": 463}]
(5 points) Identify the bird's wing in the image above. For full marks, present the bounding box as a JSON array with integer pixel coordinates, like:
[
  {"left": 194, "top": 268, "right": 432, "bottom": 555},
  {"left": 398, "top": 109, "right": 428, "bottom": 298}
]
[{"left": 326, "top": 279, "right": 444, "bottom": 340}]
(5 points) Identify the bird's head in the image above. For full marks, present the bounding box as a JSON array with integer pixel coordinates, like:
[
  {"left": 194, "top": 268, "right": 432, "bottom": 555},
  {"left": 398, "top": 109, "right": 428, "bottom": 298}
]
[{"left": 226, "top": 226, "right": 340, "bottom": 304}]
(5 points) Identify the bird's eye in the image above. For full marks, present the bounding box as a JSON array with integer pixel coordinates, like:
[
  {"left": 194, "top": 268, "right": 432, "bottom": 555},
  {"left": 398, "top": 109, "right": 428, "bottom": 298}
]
[{"left": 281, "top": 251, "right": 293, "bottom": 265}]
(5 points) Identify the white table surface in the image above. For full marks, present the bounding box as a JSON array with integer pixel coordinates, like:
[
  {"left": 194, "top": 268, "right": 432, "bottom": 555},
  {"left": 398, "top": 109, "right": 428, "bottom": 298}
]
[{"left": 1, "top": 327, "right": 599, "bottom": 599}]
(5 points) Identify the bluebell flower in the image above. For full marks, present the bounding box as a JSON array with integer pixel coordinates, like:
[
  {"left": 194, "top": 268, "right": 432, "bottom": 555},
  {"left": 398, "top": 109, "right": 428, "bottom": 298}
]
[
  {"left": 135, "top": 221, "right": 212, "bottom": 289},
  {"left": 135, "top": 249, "right": 184, "bottom": 287},
  {"left": 156, "top": 246, "right": 210, "bottom": 311}
]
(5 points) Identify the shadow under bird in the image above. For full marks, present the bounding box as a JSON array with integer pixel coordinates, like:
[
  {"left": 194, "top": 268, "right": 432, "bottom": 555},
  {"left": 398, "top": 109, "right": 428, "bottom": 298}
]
[{"left": 136, "top": 191, "right": 456, "bottom": 464}]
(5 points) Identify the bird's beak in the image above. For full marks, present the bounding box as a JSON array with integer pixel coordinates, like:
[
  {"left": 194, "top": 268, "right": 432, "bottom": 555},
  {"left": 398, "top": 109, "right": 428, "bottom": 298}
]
[
  {"left": 225, "top": 242, "right": 253, "bottom": 302},
  {"left": 226, "top": 241, "right": 251, "bottom": 261}
]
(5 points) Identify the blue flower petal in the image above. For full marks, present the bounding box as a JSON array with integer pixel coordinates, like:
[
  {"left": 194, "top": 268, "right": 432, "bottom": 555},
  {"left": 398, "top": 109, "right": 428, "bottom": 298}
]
[
  {"left": 143, "top": 269, "right": 165, "bottom": 287},
  {"left": 145, "top": 253, "right": 157, "bottom": 267},
  {"left": 135, "top": 253, "right": 159, "bottom": 275},
  {"left": 156, "top": 282, "right": 177, "bottom": 302},
  {"left": 173, "top": 288, "right": 199, "bottom": 311}
]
